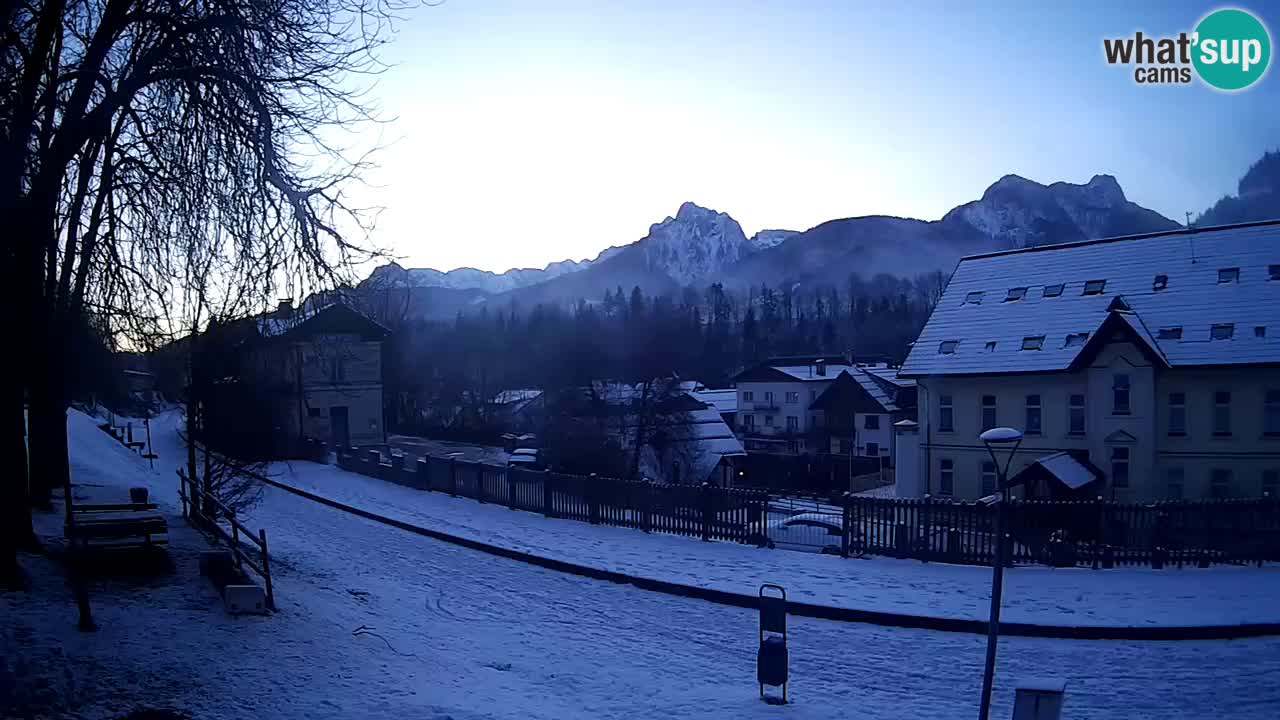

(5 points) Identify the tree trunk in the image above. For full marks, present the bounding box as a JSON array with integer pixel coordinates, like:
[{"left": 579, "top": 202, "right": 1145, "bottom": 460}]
[{"left": 1, "top": 380, "right": 33, "bottom": 587}]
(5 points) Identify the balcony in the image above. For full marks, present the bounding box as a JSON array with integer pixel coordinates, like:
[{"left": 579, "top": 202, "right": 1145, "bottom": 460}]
[{"left": 746, "top": 400, "right": 780, "bottom": 412}]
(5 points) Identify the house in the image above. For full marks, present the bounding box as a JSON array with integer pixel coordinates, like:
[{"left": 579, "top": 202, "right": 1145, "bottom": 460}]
[
  {"left": 896, "top": 220, "right": 1280, "bottom": 501},
  {"left": 732, "top": 356, "right": 911, "bottom": 458},
  {"left": 239, "top": 300, "right": 389, "bottom": 452},
  {"left": 690, "top": 387, "right": 738, "bottom": 430}
]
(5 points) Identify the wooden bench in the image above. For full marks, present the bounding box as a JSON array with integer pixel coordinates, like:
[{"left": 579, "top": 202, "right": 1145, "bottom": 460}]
[{"left": 66, "top": 503, "right": 169, "bottom": 550}]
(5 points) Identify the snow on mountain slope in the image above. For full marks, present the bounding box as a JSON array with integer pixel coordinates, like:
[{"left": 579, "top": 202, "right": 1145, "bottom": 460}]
[
  {"left": 637, "top": 202, "right": 752, "bottom": 285},
  {"left": 942, "top": 174, "right": 1178, "bottom": 249},
  {"left": 749, "top": 229, "right": 800, "bottom": 250}
]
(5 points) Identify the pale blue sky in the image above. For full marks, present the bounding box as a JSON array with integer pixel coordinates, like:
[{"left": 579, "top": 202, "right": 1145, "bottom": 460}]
[{"left": 353, "top": 0, "right": 1280, "bottom": 273}]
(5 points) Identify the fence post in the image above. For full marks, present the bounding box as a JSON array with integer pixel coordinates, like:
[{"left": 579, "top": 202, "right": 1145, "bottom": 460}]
[
  {"left": 700, "top": 483, "right": 712, "bottom": 542},
  {"left": 506, "top": 468, "right": 517, "bottom": 510},
  {"left": 1093, "top": 495, "right": 1103, "bottom": 570},
  {"left": 229, "top": 510, "right": 243, "bottom": 570},
  {"left": 449, "top": 457, "right": 458, "bottom": 497},
  {"left": 841, "top": 492, "right": 851, "bottom": 558},
  {"left": 259, "top": 528, "right": 275, "bottom": 611},
  {"left": 922, "top": 494, "right": 932, "bottom": 563},
  {"left": 641, "top": 481, "right": 652, "bottom": 533},
  {"left": 542, "top": 470, "right": 553, "bottom": 517},
  {"left": 587, "top": 473, "right": 599, "bottom": 524}
]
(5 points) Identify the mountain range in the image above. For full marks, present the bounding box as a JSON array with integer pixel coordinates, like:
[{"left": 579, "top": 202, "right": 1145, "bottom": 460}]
[{"left": 361, "top": 152, "right": 1276, "bottom": 320}]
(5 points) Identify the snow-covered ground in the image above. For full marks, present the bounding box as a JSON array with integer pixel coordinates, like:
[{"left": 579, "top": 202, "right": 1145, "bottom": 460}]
[
  {"left": 5, "top": 409, "right": 1280, "bottom": 719},
  {"left": 256, "top": 441, "right": 1280, "bottom": 629}
]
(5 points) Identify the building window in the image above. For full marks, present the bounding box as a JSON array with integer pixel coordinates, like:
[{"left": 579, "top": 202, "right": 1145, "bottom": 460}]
[
  {"left": 1111, "top": 447, "right": 1130, "bottom": 488},
  {"left": 1064, "top": 332, "right": 1088, "bottom": 347},
  {"left": 984, "top": 341, "right": 997, "bottom": 352},
  {"left": 1270, "top": 264, "right": 1280, "bottom": 281},
  {"left": 1167, "top": 392, "right": 1186, "bottom": 436},
  {"left": 1213, "top": 391, "right": 1231, "bottom": 436},
  {"left": 939, "top": 340, "right": 959, "bottom": 354},
  {"left": 1005, "top": 287, "right": 1027, "bottom": 302},
  {"left": 1083, "top": 279, "right": 1107, "bottom": 295},
  {"left": 785, "top": 391, "right": 799, "bottom": 404},
  {"left": 981, "top": 461, "right": 997, "bottom": 496},
  {"left": 1153, "top": 274, "right": 1168, "bottom": 291},
  {"left": 786, "top": 416, "right": 798, "bottom": 432},
  {"left": 810, "top": 389, "right": 818, "bottom": 402},
  {"left": 1167, "top": 467, "right": 1184, "bottom": 500},
  {"left": 743, "top": 415, "right": 755, "bottom": 430},
  {"left": 810, "top": 414, "right": 821, "bottom": 428},
  {"left": 864, "top": 415, "right": 880, "bottom": 430},
  {"left": 1021, "top": 336, "right": 1045, "bottom": 351},
  {"left": 1257, "top": 326, "right": 1268, "bottom": 338},
  {"left": 1157, "top": 326, "right": 1182, "bottom": 340},
  {"left": 307, "top": 407, "right": 321, "bottom": 418},
  {"left": 1217, "top": 267, "right": 1240, "bottom": 284},
  {"left": 1211, "top": 323, "right": 1235, "bottom": 340},
  {"left": 981, "top": 395, "right": 997, "bottom": 431},
  {"left": 1025, "top": 395, "right": 1042, "bottom": 435},
  {"left": 1068, "top": 394, "right": 1086, "bottom": 435},
  {"left": 764, "top": 415, "right": 774, "bottom": 427},
  {"left": 866, "top": 442, "right": 879, "bottom": 457},
  {"left": 1210, "top": 468, "right": 1232, "bottom": 499},
  {"left": 743, "top": 391, "right": 754, "bottom": 402},
  {"left": 1266, "top": 390, "right": 1280, "bottom": 436},
  {"left": 764, "top": 391, "right": 774, "bottom": 405},
  {"left": 1043, "top": 284, "right": 1064, "bottom": 298},
  {"left": 1112, "top": 374, "right": 1130, "bottom": 415},
  {"left": 964, "top": 291, "right": 984, "bottom": 305},
  {"left": 939, "top": 395, "right": 954, "bottom": 432},
  {"left": 1262, "top": 470, "right": 1278, "bottom": 499},
  {"left": 939, "top": 459, "right": 954, "bottom": 496},
  {"left": 838, "top": 438, "right": 851, "bottom": 454}
]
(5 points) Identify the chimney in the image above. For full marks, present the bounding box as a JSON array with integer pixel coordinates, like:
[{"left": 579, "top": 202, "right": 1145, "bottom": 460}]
[
  {"left": 277, "top": 298, "right": 294, "bottom": 316},
  {"left": 815, "top": 358, "right": 826, "bottom": 377}
]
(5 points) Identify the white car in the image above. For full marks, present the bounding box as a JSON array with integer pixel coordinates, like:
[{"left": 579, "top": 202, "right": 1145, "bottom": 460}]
[{"left": 752, "top": 512, "right": 845, "bottom": 554}]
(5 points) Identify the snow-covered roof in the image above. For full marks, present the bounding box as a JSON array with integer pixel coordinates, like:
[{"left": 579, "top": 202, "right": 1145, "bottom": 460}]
[
  {"left": 849, "top": 370, "right": 898, "bottom": 412},
  {"left": 492, "top": 389, "right": 543, "bottom": 405},
  {"left": 862, "top": 367, "right": 916, "bottom": 388},
  {"left": 900, "top": 221, "right": 1280, "bottom": 376},
  {"left": 773, "top": 364, "right": 856, "bottom": 381},
  {"left": 691, "top": 389, "right": 737, "bottom": 414},
  {"left": 1031, "top": 451, "right": 1101, "bottom": 490}
]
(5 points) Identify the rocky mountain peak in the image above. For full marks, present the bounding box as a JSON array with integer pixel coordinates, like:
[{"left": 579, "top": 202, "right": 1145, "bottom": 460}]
[{"left": 640, "top": 202, "right": 751, "bottom": 285}]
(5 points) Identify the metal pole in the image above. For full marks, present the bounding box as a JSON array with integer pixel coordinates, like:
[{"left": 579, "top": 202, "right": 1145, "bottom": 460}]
[{"left": 978, "top": 438, "right": 1019, "bottom": 720}]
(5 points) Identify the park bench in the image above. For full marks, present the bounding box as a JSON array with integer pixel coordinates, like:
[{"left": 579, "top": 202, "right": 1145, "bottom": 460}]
[{"left": 65, "top": 502, "right": 169, "bottom": 550}]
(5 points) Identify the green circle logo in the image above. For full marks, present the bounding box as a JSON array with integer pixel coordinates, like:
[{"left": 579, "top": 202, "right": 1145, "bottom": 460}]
[{"left": 1193, "top": 8, "right": 1271, "bottom": 90}]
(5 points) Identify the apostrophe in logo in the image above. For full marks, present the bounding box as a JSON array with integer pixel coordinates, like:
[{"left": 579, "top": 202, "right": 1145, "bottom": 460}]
[
  {"left": 1103, "top": 7, "right": 1271, "bottom": 91},
  {"left": 1193, "top": 8, "right": 1270, "bottom": 90}
]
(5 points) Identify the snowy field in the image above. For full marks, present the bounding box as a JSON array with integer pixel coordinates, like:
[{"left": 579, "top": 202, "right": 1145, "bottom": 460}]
[
  {"left": 4, "top": 410, "right": 1280, "bottom": 719},
  {"left": 255, "top": 441, "right": 1280, "bottom": 629}
]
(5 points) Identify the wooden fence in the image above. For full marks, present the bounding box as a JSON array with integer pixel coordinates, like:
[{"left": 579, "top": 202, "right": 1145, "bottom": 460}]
[
  {"left": 334, "top": 448, "right": 1280, "bottom": 568},
  {"left": 178, "top": 470, "right": 275, "bottom": 609}
]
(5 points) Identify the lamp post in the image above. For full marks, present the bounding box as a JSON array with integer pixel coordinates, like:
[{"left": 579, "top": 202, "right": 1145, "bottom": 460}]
[{"left": 976, "top": 426, "right": 1023, "bottom": 720}]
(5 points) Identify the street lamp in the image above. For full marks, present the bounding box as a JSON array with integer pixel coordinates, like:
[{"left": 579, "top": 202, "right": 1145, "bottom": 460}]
[{"left": 977, "top": 426, "right": 1023, "bottom": 720}]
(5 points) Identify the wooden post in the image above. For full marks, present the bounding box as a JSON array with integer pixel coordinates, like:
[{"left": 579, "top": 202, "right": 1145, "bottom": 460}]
[
  {"left": 230, "top": 511, "right": 243, "bottom": 570},
  {"left": 587, "top": 473, "right": 599, "bottom": 524},
  {"left": 841, "top": 492, "right": 851, "bottom": 558},
  {"left": 542, "top": 470, "right": 553, "bottom": 517},
  {"left": 1093, "top": 495, "right": 1104, "bottom": 570},
  {"left": 507, "top": 468, "right": 517, "bottom": 510},
  {"left": 259, "top": 528, "right": 275, "bottom": 611},
  {"left": 700, "top": 483, "right": 712, "bottom": 542}
]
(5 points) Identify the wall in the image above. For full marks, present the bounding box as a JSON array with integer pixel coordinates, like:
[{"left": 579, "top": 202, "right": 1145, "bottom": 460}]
[
  {"left": 301, "top": 386, "right": 384, "bottom": 448},
  {"left": 738, "top": 378, "right": 834, "bottom": 452},
  {"left": 915, "top": 353, "right": 1279, "bottom": 500}
]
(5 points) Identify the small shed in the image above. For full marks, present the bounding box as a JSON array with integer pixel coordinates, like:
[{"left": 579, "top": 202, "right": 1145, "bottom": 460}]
[{"left": 1009, "top": 451, "right": 1103, "bottom": 500}]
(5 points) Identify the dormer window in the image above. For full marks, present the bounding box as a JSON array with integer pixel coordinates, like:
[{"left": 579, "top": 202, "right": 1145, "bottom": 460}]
[
  {"left": 938, "top": 340, "right": 959, "bottom": 354},
  {"left": 1083, "top": 279, "right": 1107, "bottom": 295},
  {"left": 1153, "top": 274, "right": 1168, "bottom": 291},
  {"left": 1157, "top": 326, "right": 1183, "bottom": 340},
  {"left": 1218, "top": 267, "right": 1240, "bottom": 284},
  {"left": 1257, "top": 326, "right": 1268, "bottom": 338},
  {"left": 1021, "top": 336, "right": 1045, "bottom": 351},
  {"left": 1064, "top": 332, "right": 1088, "bottom": 347},
  {"left": 984, "top": 341, "right": 997, "bottom": 352},
  {"left": 1211, "top": 323, "right": 1235, "bottom": 340},
  {"left": 1005, "top": 287, "right": 1027, "bottom": 302},
  {"left": 1270, "top": 265, "right": 1280, "bottom": 281},
  {"left": 1043, "top": 284, "right": 1064, "bottom": 298},
  {"left": 964, "top": 291, "right": 984, "bottom": 305}
]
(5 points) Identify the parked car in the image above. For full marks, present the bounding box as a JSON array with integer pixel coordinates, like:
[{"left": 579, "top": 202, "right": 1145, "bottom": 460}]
[
  {"left": 507, "top": 448, "right": 543, "bottom": 470},
  {"left": 750, "top": 512, "right": 845, "bottom": 554}
]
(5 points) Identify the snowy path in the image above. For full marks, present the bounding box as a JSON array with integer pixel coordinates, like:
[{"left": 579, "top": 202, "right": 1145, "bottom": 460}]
[
  {"left": 253, "top": 446, "right": 1280, "bottom": 629},
  {"left": 6, "top": 410, "right": 1279, "bottom": 719}
]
